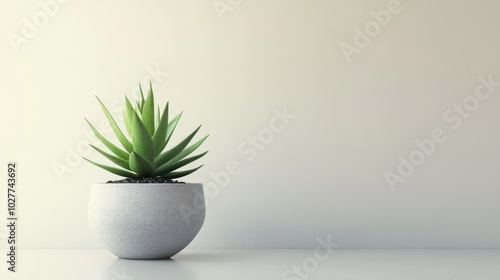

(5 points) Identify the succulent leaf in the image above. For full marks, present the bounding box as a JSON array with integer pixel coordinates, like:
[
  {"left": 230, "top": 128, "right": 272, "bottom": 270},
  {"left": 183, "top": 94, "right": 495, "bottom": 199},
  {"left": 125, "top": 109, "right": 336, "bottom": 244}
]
[
  {"left": 159, "top": 165, "right": 203, "bottom": 179},
  {"left": 156, "top": 112, "right": 182, "bottom": 153},
  {"left": 168, "top": 135, "right": 209, "bottom": 164},
  {"left": 152, "top": 102, "right": 169, "bottom": 155},
  {"left": 89, "top": 144, "right": 130, "bottom": 170},
  {"left": 154, "top": 125, "right": 201, "bottom": 167},
  {"left": 152, "top": 151, "right": 208, "bottom": 177},
  {"left": 129, "top": 152, "right": 154, "bottom": 178},
  {"left": 123, "top": 96, "right": 135, "bottom": 137},
  {"left": 85, "top": 118, "right": 129, "bottom": 160},
  {"left": 138, "top": 84, "right": 146, "bottom": 111},
  {"left": 84, "top": 157, "right": 138, "bottom": 178},
  {"left": 132, "top": 111, "right": 155, "bottom": 161},
  {"left": 96, "top": 97, "right": 133, "bottom": 152},
  {"left": 141, "top": 82, "right": 155, "bottom": 136},
  {"left": 155, "top": 105, "right": 161, "bottom": 130}
]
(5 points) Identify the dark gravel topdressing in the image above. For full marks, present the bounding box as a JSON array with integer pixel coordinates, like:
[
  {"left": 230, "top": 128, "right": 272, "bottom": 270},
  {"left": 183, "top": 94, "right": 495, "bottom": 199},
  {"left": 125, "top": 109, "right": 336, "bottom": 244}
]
[{"left": 107, "top": 178, "right": 185, "bottom": 184}]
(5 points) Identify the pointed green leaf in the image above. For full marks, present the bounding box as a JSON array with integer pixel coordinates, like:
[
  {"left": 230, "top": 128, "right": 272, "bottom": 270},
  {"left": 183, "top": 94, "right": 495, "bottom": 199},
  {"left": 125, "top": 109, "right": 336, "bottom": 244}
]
[
  {"left": 96, "top": 96, "right": 133, "bottom": 152},
  {"left": 159, "top": 165, "right": 203, "bottom": 179},
  {"left": 83, "top": 158, "right": 138, "bottom": 178},
  {"left": 152, "top": 102, "right": 169, "bottom": 155},
  {"left": 156, "top": 112, "right": 182, "bottom": 153},
  {"left": 155, "top": 105, "right": 161, "bottom": 129},
  {"left": 129, "top": 151, "right": 154, "bottom": 178},
  {"left": 152, "top": 151, "right": 208, "bottom": 177},
  {"left": 123, "top": 96, "right": 135, "bottom": 137},
  {"left": 138, "top": 84, "right": 146, "bottom": 111},
  {"left": 169, "top": 135, "right": 209, "bottom": 164},
  {"left": 85, "top": 118, "right": 129, "bottom": 160},
  {"left": 154, "top": 125, "right": 201, "bottom": 167},
  {"left": 165, "top": 112, "right": 182, "bottom": 145},
  {"left": 132, "top": 111, "right": 155, "bottom": 161},
  {"left": 136, "top": 100, "right": 142, "bottom": 114},
  {"left": 141, "top": 82, "right": 155, "bottom": 136},
  {"left": 89, "top": 144, "right": 130, "bottom": 170}
]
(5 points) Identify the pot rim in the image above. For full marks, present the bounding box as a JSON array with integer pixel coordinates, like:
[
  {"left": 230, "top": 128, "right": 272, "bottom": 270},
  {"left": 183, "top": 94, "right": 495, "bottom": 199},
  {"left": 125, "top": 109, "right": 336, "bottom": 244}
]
[{"left": 92, "top": 182, "right": 203, "bottom": 186}]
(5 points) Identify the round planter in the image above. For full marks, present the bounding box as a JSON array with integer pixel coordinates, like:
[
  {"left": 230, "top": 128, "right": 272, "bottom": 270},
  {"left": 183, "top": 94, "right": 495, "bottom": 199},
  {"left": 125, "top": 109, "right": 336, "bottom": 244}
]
[{"left": 88, "top": 183, "right": 205, "bottom": 259}]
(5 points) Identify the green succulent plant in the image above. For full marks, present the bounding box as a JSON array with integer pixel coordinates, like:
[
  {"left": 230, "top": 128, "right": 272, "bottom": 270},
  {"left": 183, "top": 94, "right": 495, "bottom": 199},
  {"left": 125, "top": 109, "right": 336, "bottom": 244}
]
[{"left": 83, "top": 82, "right": 208, "bottom": 179}]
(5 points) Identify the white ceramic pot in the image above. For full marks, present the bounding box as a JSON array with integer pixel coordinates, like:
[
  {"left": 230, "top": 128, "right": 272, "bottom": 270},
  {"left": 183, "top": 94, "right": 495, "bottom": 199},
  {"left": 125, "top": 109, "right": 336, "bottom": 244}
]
[{"left": 88, "top": 183, "right": 205, "bottom": 259}]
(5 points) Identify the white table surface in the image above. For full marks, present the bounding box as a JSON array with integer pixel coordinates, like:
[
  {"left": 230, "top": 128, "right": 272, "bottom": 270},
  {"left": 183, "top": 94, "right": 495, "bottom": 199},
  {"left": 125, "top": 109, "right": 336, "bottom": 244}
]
[{"left": 1, "top": 249, "right": 499, "bottom": 280}]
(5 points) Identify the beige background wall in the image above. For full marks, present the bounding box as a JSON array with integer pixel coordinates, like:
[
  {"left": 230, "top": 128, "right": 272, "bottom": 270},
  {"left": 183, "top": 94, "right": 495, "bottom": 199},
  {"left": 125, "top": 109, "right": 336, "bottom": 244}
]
[{"left": 1, "top": 0, "right": 500, "bottom": 248}]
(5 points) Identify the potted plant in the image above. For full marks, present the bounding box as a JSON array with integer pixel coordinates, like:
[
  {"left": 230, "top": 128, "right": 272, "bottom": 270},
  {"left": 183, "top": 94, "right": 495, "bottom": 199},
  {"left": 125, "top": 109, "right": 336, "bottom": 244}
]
[{"left": 84, "top": 83, "right": 208, "bottom": 260}]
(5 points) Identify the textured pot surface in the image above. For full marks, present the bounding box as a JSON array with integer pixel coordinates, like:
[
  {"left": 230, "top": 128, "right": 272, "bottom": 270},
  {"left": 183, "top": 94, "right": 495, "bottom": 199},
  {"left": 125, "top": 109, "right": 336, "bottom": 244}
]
[{"left": 88, "top": 183, "right": 205, "bottom": 259}]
